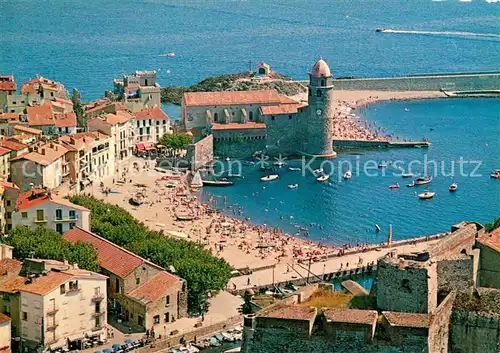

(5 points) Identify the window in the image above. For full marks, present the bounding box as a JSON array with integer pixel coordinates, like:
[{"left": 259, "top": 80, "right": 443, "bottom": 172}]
[
  {"left": 146, "top": 127, "right": 150, "bottom": 135},
  {"left": 137, "top": 121, "right": 140, "bottom": 128},
  {"left": 69, "top": 210, "right": 76, "bottom": 219},
  {"left": 22, "top": 312, "right": 28, "bottom": 321},
  {"left": 156, "top": 121, "right": 160, "bottom": 125},
  {"left": 214, "top": 113, "right": 219, "bottom": 122},
  {"left": 6, "top": 212, "right": 11, "bottom": 220},
  {"left": 56, "top": 223, "right": 63, "bottom": 234},
  {"left": 69, "top": 222, "right": 76, "bottom": 229},
  {"left": 115, "top": 278, "right": 121, "bottom": 294},
  {"left": 60, "top": 284, "right": 66, "bottom": 294},
  {"left": 21, "top": 212, "right": 28, "bottom": 219},
  {"left": 149, "top": 119, "right": 152, "bottom": 125},
  {"left": 36, "top": 209, "right": 44, "bottom": 221},
  {"left": 136, "top": 278, "right": 140, "bottom": 285},
  {"left": 321, "top": 79, "right": 326, "bottom": 86},
  {"left": 6, "top": 200, "right": 11, "bottom": 207},
  {"left": 153, "top": 315, "right": 160, "bottom": 324},
  {"left": 165, "top": 312, "right": 170, "bottom": 323},
  {"left": 163, "top": 120, "right": 166, "bottom": 125},
  {"left": 50, "top": 92, "right": 54, "bottom": 97},
  {"left": 12, "top": 101, "right": 17, "bottom": 105},
  {"left": 139, "top": 128, "right": 143, "bottom": 135},
  {"left": 166, "top": 295, "right": 170, "bottom": 306},
  {"left": 94, "top": 317, "right": 101, "bottom": 328},
  {"left": 316, "top": 89, "right": 322, "bottom": 97},
  {"left": 289, "top": 115, "right": 292, "bottom": 120},
  {"left": 271, "top": 116, "right": 275, "bottom": 121},
  {"left": 249, "top": 111, "right": 253, "bottom": 121},
  {"left": 55, "top": 209, "right": 62, "bottom": 220}
]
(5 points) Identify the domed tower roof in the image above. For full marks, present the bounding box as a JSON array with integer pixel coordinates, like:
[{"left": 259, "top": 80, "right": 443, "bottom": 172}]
[{"left": 310, "top": 59, "right": 332, "bottom": 78}]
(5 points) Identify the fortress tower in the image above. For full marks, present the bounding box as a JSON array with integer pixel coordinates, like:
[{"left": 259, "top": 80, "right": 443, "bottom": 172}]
[{"left": 304, "top": 59, "right": 336, "bottom": 158}]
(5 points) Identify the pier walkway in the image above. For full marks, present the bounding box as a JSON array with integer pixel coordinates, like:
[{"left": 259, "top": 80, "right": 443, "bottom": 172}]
[{"left": 229, "top": 236, "right": 441, "bottom": 293}]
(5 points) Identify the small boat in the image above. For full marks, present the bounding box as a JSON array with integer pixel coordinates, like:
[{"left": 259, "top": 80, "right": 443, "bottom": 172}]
[
  {"left": 288, "top": 184, "right": 299, "bottom": 189},
  {"left": 128, "top": 197, "right": 143, "bottom": 206},
  {"left": 176, "top": 214, "right": 196, "bottom": 221},
  {"left": 159, "top": 52, "right": 176, "bottom": 57},
  {"left": 207, "top": 337, "right": 220, "bottom": 347},
  {"left": 289, "top": 167, "right": 301, "bottom": 171},
  {"left": 260, "top": 174, "right": 279, "bottom": 182},
  {"left": 202, "top": 179, "right": 234, "bottom": 187},
  {"left": 418, "top": 191, "right": 435, "bottom": 200},
  {"left": 190, "top": 171, "right": 203, "bottom": 191},
  {"left": 375, "top": 224, "right": 381, "bottom": 232},
  {"left": 313, "top": 168, "right": 324, "bottom": 175},
  {"left": 414, "top": 176, "right": 433, "bottom": 185},
  {"left": 343, "top": 170, "right": 352, "bottom": 180},
  {"left": 389, "top": 183, "right": 400, "bottom": 189},
  {"left": 376, "top": 28, "right": 385, "bottom": 32},
  {"left": 490, "top": 170, "right": 500, "bottom": 178},
  {"left": 404, "top": 107, "right": 409, "bottom": 112},
  {"left": 406, "top": 182, "right": 415, "bottom": 188},
  {"left": 378, "top": 163, "right": 388, "bottom": 168},
  {"left": 221, "top": 332, "right": 235, "bottom": 342},
  {"left": 401, "top": 172, "right": 413, "bottom": 178},
  {"left": 215, "top": 333, "right": 225, "bottom": 343},
  {"left": 317, "top": 174, "right": 330, "bottom": 182},
  {"left": 273, "top": 161, "right": 285, "bottom": 167},
  {"left": 225, "top": 157, "right": 231, "bottom": 162},
  {"left": 449, "top": 182, "right": 458, "bottom": 192}
]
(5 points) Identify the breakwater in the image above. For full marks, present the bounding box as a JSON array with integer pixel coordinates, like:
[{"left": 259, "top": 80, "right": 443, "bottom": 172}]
[{"left": 333, "top": 139, "right": 429, "bottom": 150}]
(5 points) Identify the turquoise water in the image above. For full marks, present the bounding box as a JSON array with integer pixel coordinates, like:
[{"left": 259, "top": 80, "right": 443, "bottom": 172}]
[
  {"left": 1, "top": 1, "right": 498, "bottom": 244},
  {"left": 201, "top": 98, "right": 499, "bottom": 245}
]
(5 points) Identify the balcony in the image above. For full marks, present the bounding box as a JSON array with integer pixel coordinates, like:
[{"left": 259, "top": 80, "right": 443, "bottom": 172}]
[
  {"left": 46, "top": 307, "right": 59, "bottom": 316},
  {"left": 92, "top": 311, "right": 106, "bottom": 318},
  {"left": 46, "top": 321, "right": 59, "bottom": 331},
  {"left": 54, "top": 217, "right": 79, "bottom": 223},
  {"left": 66, "top": 286, "right": 81, "bottom": 294},
  {"left": 91, "top": 293, "right": 105, "bottom": 302},
  {"left": 34, "top": 218, "right": 48, "bottom": 224}
]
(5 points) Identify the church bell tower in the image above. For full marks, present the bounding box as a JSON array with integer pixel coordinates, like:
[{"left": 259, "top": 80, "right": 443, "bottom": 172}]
[{"left": 305, "top": 59, "right": 336, "bottom": 158}]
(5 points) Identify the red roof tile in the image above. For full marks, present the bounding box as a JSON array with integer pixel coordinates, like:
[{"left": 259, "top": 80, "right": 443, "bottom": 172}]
[
  {"left": 0, "top": 139, "right": 28, "bottom": 152},
  {"left": 0, "top": 272, "right": 72, "bottom": 295},
  {"left": 128, "top": 271, "right": 181, "bottom": 304},
  {"left": 63, "top": 227, "right": 146, "bottom": 277},
  {"left": 0, "top": 258, "right": 22, "bottom": 278},
  {"left": 212, "top": 122, "right": 266, "bottom": 131},
  {"left": 10, "top": 143, "right": 67, "bottom": 166},
  {"left": 0, "top": 312, "right": 11, "bottom": 324},
  {"left": 16, "top": 189, "right": 89, "bottom": 212},
  {"left": 477, "top": 227, "right": 500, "bottom": 253},
  {"left": 0, "top": 75, "right": 16, "bottom": 92},
  {"left": 323, "top": 308, "right": 378, "bottom": 325},
  {"left": 54, "top": 112, "right": 77, "bottom": 128},
  {"left": 184, "top": 90, "right": 282, "bottom": 107},
  {"left": 21, "top": 76, "right": 65, "bottom": 95},
  {"left": 260, "top": 103, "right": 302, "bottom": 115},
  {"left": 383, "top": 311, "right": 432, "bottom": 328},
  {"left": 0, "top": 113, "right": 22, "bottom": 121},
  {"left": 27, "top": 103, "right": 54, "bottom": 126},
  {"left": 13, "top": 125, "right": 43, "bottom": 136},
  {"left": 0, "top": 181, "right": 19, "bottom": 190},
  {"left": 134, "top": 106, "right": 169, "bottom": 121},
  {"left": 259, "top": 304, "right": 317, "bottom": 320},
  {"left": 0, "top": 147, "right": 10, "bottom": 156}
]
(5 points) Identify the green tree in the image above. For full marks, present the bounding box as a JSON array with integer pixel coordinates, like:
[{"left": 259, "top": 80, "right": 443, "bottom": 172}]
[
  {"left": 485, "top": 218, "right": 500, "bottom": 232},
  {"left": 160, "top": 133, "right": 192, "bottom": 156},
  {"left": 68, "top": 195, "right": 232, "bottom": 312},
  {"left": 3, "top": 226, "right": 100, "bottom": 272},
  {"left": 72, "top": 88, "right": 86, "bottom": 129}
]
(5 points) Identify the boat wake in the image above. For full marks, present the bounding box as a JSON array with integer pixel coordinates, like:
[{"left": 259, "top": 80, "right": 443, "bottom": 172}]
[{"left": 381, "top": 29, "right": 500, "bottom": 40}]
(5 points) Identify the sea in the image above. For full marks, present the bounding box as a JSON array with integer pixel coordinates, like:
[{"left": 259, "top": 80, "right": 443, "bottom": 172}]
[{"left": 1, "top": 0, "right": 499, "bottom": 245}]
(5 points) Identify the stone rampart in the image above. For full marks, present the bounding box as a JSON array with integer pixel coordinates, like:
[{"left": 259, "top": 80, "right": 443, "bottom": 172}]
[
  {"left": 186, "top": 134, "right": 213, "bottom": 170},
  {"left": 450, "top": 310, "right": 500, "bottom": 353}
]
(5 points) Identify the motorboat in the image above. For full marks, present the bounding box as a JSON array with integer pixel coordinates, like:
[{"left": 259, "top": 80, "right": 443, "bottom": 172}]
[
  {"left": 176, "top": 213, "right": 196, "bottom": 221},
  {"left": 225, "top": 157, "right": 231, "bottom": 162},
  {"left": 406, "top": 182, "right": 415, "bottom": 187},
  {"left": 418, "top": 191, "right": 435, "bottom": 200},
  {"left": 220, "top": 332, "right": 235, "bottom": 342},
  {"left": 288, "top": 184, "right": 299, "bottom": 189},
  {"left": 313, "top": 168, "right": 324, "bottom": 175},
  {"left": 289, "top": 167, "right": 301, "bottom": 171},
  {"left": 449, "top": 182, "right": 458, "bottom": 192},
  {"left": 273, "top": 161, "right": 285, "bottom": 167},
  {"left": 490, "top": 170, "right": 500, "bottom": 179},
  {"left": 260, "top": 174, "right": 279, "bottom": 182},
  {"left": 159, "top": 52, "right": 176, "bottom": 57},
  {"left": 376, "top": 28, "right": 385, "bottom": 32},
  {"left": 207, "top": 337, "right": 220, "bottom": 347},
  {"left": 378, "top": 163, "right": 388, "bottom": 168},
  {"left": 389, "top": 183, "right": 400, "bottom": 189},
  {"left": 202, "top": 179, "right": 234, "bottom": 187},
  {"left": 317, "top": 174, "right": 330, "bottom": 182},
  {"left": 343, "top": 170, "right": 352, "bottom": 180},
  {"left": 375, "top": 224, "right": 381, "bottom": 232},
  {"left": 414, "top": 176, "right": 432, "bottom": 185},
  {"left": 401, "top": 172, "right": 413, "bottom": 178},
  {"left": 404, "top": 107, "right": 409, "bottom": 112}
]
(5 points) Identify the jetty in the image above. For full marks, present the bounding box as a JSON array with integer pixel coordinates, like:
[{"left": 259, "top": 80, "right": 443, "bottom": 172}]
[{"left": 333, "top": 139, "right": 429, "bottom": 150}]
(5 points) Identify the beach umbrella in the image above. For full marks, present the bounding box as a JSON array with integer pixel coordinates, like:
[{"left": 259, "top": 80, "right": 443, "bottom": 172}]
[
  {"left": 94, "top": 351, "right": 102, "bottom": 353},
  {"left": 112, "top": 344, "right": 121, "bottom": 351},
  {"left": 103, "top": 349, "right": 112, "bottom": 353},
  {"left": 124, "top": 339, "right": 133, "bottom": 344}
]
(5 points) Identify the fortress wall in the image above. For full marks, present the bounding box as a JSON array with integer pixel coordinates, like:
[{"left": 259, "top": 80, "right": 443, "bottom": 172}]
[
  {"left": 450, "top": 310, "right": 500, "bottom": 353},
  {"left": 186, "top": 134, "right": 213, "bottom": 170},
  {"left": 428, "top": 223, "right": 477, "bottom": 258},
  {"left": 428, "top": 292, "right": 456, "bottom": 353},
  {"left": 331, "top": 73, "right": 500, "bottom": 91},
  {"left": 437, "top": 257, "right": 474, "bottom": 295}
]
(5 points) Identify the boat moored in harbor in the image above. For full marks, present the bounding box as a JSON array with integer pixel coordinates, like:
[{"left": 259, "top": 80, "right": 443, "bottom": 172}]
[
  {"left": 449, "top": 182, "right": 458, "bottom": 192},
  {"left": 418, "top": 191, "right": 435, "bottom": 200},
  {"left": 414, "top": 176, "right": 433, "bottom": 185},
  {"left": 260, "top": 174, "right": 279, "bottom": 182},
  {"left": 317, "top": 174, "right": 330, "bottom": 182},
  {"left": 389, "top": 183, "right": 400, "bottom": 189},
  {"left": 203, "top": 179, "right": 234, "bottom": 187},
  {"left": 343, "top": 170, "right": 352, "bottom": 180},
  {"left": 288, "top": 184, "right": 299, "bottom": 189}
]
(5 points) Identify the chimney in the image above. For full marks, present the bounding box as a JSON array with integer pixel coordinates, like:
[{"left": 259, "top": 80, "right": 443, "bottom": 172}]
[
  {"left": 73, "top": 263, "right": 79, "bottom": 270},
  {"left": 41, "top": 148, "right": 46, "bottom": 155}
]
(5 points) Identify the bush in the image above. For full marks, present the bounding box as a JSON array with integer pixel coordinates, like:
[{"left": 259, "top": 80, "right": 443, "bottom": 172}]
[{"left": 68, "top": 195, "right": 232, "bottom": 312}]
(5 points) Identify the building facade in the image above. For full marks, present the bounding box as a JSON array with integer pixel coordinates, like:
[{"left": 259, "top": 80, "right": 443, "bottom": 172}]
[
  {"left": 11, "top": 189, "right": 90, "bottom": 233},
  {"left": 133, "top": 106, "right": 171, "bottom": 145},
  {"left": 63, "top": 227, "right": 188, "bottom": 331},
  {"left": 112, "top": 71, "right": 161, "bottom": 113}
]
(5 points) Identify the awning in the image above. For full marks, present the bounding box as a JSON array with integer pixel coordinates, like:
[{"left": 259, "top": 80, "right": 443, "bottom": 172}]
[
  {"left": 136, "top": 143, "right": 145, "bottom": 151},
  {"left": 85, "top": 329, "right": 103, "bottom": 338},
  {"left": 67, "top": 333, "right": 85, "bottom": 341},
  {"left": 49, "top": 338, "right": 67, "bottom": 350},
  {"left": 144, "top": 142, "right": 156, "bottom": 151}
]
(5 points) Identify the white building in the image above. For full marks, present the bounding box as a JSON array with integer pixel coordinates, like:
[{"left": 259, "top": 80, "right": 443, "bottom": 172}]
[
  {"left": 133, "top": 106, "right": 171, "bottom": 145},
  {"left": 11, "top": 189, "right": 90, "bottom": 233},
  {"left": 0, "top": 312, "right": 11, "bottom": 353},
  {"left": 0, "top": 259, "right": 107, "bottom": 353},
  {"left": 88, "top": 112, "right": 133, "bottom": 175}
]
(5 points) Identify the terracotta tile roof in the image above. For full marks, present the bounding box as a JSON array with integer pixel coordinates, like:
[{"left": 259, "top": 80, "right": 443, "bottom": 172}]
[
  {"left": 0, "top": 312, "right": 11, "bottom": 324},
  {"left": 0, "top": 181, "right": 19, "bottom": 190},
  {"left": 0, "top": 75, "right": 16, "bottom": 92},
  {"left": 13, "top": 125, "right": 43, "bottom": 136},
  {"left": 0, "top": 271, "right": 72, "bottom": 295},
  {"left": 16, "top": 189, "right": 89, "bottom": 212},
  {"left": 54, "top": 112, "right": 77, "bottom": 128},
  {"left": 323, "top": 308, "right": 378, "bottom": 325},
  {"left": 100, "top": 111, "right": 132, "bottom": 125},
  {"left": 63, "top": 227, "right": 147, "bottom": 277},
  {"left": 477, "top": 228, "right": 500, "bottom": 253},
  {"left": 0, "top": 113, "right": 22, "bottom": 121},
  {"left": 134, "top": 106, "right": 169, "bottom": 121},
  {"left": 0, "top": 258, "right": 22, "bottom": 278},
  {"left": 212, "top": 122, "right": 266, "bottom": 131},
  {"left": 260, "top": 103, "right": 302, "bottom": 115},
  {"left": 21, "top": 76, "right": 65, "bottom": 95},
  {"left": 259, "top": 304, "right": 317, "bottom": 320},
  {"left": 53, "top": 97, "right": 73, "bottom": 105},
  {"left": 184, "top": 90, "right": 282, "bottom": 107},
  {"left": 383, "top": 311, "right": 432, "bottom": 328},
  {"left": 128, "top": 271, "right": 181, "bottom": 304},
  {"left": 279, "top": 95, "right": 301, "bottom": 104},
  {"left": 27, "top": 103, "right": 54, "bottom": 126},
  {"left": 0, "top": 139, "right": 28, "bottom": 152},
  {"left": 0, "top": 147, "right": 10, "bottom": 156},
  {"left": 125, "top": 84, "right": 140, "bottom": 91},
  {"left": 10, "top": 143, "right": 67, "bottom": 166}
]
